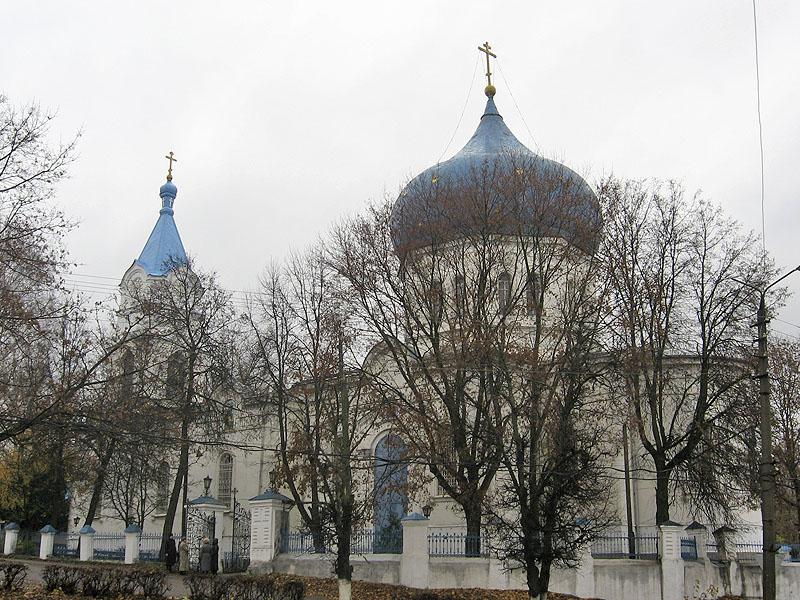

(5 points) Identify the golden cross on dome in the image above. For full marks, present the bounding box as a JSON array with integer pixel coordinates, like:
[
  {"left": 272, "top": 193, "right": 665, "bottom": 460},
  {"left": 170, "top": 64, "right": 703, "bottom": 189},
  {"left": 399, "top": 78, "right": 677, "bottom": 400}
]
[
  {"left": 165, "top": 151, "right": 177, "bottom": 181},
  {"left": 478, "top": 41, "right": 497, "bottom": 93}
]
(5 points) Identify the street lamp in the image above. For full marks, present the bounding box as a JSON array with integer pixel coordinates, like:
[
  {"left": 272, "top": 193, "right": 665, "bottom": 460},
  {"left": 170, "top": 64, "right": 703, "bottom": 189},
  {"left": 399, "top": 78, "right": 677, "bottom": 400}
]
[
  {"left": 73, "top": 517, "right": 80, "bottom": 528},
  {"left": 422, "top": 504, "right": 433, "bottom": 519},
  {"left": 203, "top": 475, "right": 212, "bottom": 497},
  {"left": 735, "top": 264, "right": 800, "bottom": 600}
]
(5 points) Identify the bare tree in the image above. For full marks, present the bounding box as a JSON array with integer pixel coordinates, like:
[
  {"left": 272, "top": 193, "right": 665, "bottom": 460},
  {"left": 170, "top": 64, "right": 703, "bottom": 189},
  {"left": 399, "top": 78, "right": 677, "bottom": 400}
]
[
  {"left": 242, "top": 246, "right": 380, "bottom": 600},
  {"left": 601, "top": 177, "right": 763, "bottom": 525},
  {"left": 125, "top": 260, "right": 236, "bottom": 549},
  {"left": 771, "top": 338, "right": 800, "bottom": 541}
]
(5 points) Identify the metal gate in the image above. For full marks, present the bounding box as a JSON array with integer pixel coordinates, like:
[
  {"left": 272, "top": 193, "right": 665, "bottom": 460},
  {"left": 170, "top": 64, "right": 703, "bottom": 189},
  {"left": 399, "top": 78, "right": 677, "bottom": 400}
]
[
  {"left": 224, "top": 496, "right": 251, "bottom": 572},
  {"left": 186, "top": 508, "right": 215, "bottom": 569}
]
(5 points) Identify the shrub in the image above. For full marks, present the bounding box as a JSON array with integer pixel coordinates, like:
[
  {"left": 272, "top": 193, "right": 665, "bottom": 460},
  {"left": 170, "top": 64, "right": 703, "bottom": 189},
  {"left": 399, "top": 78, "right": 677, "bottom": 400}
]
[
  {"left": 81, "top": 566, "right": 118, "bottom": 598},
  {"left": 229, "top": 573, "right": 278, "bottom": 600},
  {"left": 278, "top": 579, "right": 305, "bottom": 600},
  {"left": 0, "top": 561, "right": 27, "bottom": 591},
  {"left": 129, "top": 566, "right": 168, "bottom": 600},
  {"left": 43, "top": 565, "right": 75, "bottom": 593},
  {"left": 184, "top": 574, "right": 233, "bottom": 600}
]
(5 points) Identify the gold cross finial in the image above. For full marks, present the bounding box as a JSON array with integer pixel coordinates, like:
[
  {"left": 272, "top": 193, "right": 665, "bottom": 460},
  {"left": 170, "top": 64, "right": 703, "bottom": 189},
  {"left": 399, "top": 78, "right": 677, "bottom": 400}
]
[
  {"left": 478, "top": 41, "right": 497, "bottom": 97},
  {"left": 165, "top": 151, "right": 177, "bottom": 181}
]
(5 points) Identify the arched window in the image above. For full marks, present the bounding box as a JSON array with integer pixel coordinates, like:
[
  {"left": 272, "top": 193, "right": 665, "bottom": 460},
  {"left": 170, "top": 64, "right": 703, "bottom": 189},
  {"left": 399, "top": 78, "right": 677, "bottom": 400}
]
[
  {"left": 498, "top": 272, "right": 511, "bottom": 312},
  {"left": 156, "top": 461, "right": 170, "bottom": 512},
  {"left": 218, "top": 453, "right": 234, "bottom": 507},
  {"left": 373, "top": 434, "right": 407, "bottom": 552}
]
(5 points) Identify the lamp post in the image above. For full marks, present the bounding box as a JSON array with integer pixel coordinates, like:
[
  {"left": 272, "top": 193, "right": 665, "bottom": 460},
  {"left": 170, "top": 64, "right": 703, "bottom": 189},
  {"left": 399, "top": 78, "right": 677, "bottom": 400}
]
[
  {"left": 736, "top": 264, "right": 800, "bottom": 600},
  {"left": 203, "top": 475, "right": 212, "bottom": 497}
]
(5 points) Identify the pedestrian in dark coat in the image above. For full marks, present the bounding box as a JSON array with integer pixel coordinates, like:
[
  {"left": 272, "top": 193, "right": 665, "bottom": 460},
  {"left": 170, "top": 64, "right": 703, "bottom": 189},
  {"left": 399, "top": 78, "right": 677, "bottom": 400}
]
[
  {"left": 210, "top": 538, "right": 219, "bottom": 574},
  {"left": 198, "top": 537, "right": 213, "bottom": 573},
  {"left": 165, "top": 533, "right": 177, "bottom": 572}
]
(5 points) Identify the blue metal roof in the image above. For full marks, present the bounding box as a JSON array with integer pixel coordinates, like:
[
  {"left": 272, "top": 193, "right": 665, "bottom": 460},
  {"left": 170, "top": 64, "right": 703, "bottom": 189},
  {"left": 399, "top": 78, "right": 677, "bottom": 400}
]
[
  {"left": 135, "top": 179, "right": 188, "bottom": 276},
  {"left": 391, "top": 94, "right": 600, "bottom": 254}
]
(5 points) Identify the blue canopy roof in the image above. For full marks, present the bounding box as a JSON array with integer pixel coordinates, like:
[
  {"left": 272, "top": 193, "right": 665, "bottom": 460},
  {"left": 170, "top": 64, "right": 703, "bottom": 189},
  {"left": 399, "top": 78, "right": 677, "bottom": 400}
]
[{"left": 135, "top": 179, "right": 188, "bottom": 276}]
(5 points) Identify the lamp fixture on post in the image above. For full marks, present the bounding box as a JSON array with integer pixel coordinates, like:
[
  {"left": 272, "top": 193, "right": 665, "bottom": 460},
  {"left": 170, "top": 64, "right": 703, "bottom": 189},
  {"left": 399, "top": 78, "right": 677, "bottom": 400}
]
[
  {"left": 73, "top": 517, "right": 80, "bottom": 528},
  {"left": 422, "top": 503, "right": 433, "bottom": 519},
  {"left": 203, "top": 475, "right": 212, "bottom": 497}
]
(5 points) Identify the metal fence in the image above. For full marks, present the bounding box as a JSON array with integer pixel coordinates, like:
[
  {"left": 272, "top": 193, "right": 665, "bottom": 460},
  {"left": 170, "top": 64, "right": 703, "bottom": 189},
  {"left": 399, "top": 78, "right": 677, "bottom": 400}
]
[
  {"left": 139, "top": 533, "right": 162, "bottom": 562},
  {"left": 280, "top": 528, "right": 403, "bottom": 555},
  {"left": 53, "top": 533, "right": 79, "bottom": 558},
  {"left": 591, "top": 535, "right": 659, "bottom": 559},
  {"left": 15, "top": 531, "right": 40, "bottom": 557},
  {"left": 94, "top": 533, "right": 126, "bottom": 561},
  {"left": 222, "top": 551, "right": 250, "bottom": 573},
  {"left": 680, "top": 537, "right": 698, "bottom": 560},
  {"left": 352, "top": 528, "right": 402, "bottom": 554},
  {"left": 427, "top": 530, "right": 487, "bottom": 557},
  {"left": 735, "top": 542, "right": 762, "bottom": 553}
]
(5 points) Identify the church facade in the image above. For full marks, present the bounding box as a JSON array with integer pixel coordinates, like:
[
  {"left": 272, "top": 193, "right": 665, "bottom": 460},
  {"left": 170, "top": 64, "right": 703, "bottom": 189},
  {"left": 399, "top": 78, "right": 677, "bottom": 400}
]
[{"left": 65, "top": 56, "right": 769, "bottom": 598}]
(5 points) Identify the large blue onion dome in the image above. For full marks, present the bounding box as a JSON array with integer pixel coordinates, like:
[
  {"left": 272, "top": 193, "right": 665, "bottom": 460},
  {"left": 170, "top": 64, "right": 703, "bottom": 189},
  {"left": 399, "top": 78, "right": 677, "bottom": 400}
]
[{"left": 391, "top": 94, "right": 601, "bottom": 255}]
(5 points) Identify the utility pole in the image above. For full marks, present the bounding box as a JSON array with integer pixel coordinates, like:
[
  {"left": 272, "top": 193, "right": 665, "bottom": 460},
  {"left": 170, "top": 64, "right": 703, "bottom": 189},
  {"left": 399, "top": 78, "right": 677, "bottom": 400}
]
[
  {"left": 737, "top": 264, "right": 800, "bottom": 600},
  {"left": 757, "top": 293, "right": 776, "bottom": 600}
]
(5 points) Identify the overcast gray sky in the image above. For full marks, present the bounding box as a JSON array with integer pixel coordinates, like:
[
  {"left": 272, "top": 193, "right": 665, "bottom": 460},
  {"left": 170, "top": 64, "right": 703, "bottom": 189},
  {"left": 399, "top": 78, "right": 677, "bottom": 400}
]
[{"left": 4, "top": 1, "right": 800, "bottom": 334}]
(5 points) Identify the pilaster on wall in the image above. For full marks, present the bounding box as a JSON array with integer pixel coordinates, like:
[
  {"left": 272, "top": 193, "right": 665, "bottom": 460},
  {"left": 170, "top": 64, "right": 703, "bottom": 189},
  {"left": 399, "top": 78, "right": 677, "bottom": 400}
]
[
  {"left": 124, "top": 524, "right": 142, "bottom": 564},
  {"left": 659, "top": 522, "right": 684, "bottom": 600},
  {"left": 400, "top": 513, "right": 430, "bottom": 589},
  {"left": 249, "top": 490, "right": 292, "bottom": 567}
]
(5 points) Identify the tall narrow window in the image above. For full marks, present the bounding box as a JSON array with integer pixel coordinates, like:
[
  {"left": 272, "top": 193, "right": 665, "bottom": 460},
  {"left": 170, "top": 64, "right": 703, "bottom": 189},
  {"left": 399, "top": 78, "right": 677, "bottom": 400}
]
[
  {"left": 453, "top": 275, "right": 466, "bottom": 315},
  {"left": 120, "top": 349, "right": 135, "bottom": 400},
  {"left": 498, "top": 272, "right": 511, "bottom": 312},
  {"left": 430, "top": 280, "right": 443, "bottom": 323},
  {"left": 525, "top": 271, "right": 539, "bottom": 315},
  {"left": 218, "top": 453, "right": 233, "bottom": 507},
  {"left": 156, "top": 461, "right": 170, "bottom": 512}
]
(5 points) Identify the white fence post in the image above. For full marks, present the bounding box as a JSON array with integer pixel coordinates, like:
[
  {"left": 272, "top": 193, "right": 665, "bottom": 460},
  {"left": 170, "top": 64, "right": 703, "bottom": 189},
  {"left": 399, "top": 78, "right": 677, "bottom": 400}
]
[
  {"left": 39, "top": 525, "right": 56, "bottom": 559},
  {"left": 124, "top": 524, "right": 141, "bottom": 564},
  {"left": 79, "top": 525, "right": 95, "bottom": 561},
  {"left": 400, "top": 513, "right": 430, "bottom": 589},
  {"left": 249, "top": 490, "right": 291, "bottom": 567},
  {"left": 659, "top": 522, "right": 684, "bottom": 600},
  {"left": 3, "top": 523, "right": 19, "bottom": 555}
]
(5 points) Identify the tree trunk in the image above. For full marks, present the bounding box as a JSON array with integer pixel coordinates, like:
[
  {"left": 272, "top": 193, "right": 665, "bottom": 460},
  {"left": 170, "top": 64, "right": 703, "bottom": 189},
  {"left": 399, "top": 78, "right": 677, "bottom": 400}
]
[
  {"left": 84, "top": 440, "right": 116, "bottom": 527},
  {"left": 655, "top": 461, "right": 672, "bottom": 525},
  {"left": 526, "top": 563, "right": 543, "bottom": 600},
  {"left": 464, "top": 498, "right": 482, "bottom": 556},
  {"left": 160, "top": 416, "right": 189, "bottom": 560}
]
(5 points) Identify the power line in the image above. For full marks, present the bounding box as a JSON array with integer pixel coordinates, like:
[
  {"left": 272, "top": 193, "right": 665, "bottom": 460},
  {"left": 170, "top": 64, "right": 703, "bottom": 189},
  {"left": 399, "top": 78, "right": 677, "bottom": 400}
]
[{"left": 752, "top": 0, "right": 767, "bottom": 256}]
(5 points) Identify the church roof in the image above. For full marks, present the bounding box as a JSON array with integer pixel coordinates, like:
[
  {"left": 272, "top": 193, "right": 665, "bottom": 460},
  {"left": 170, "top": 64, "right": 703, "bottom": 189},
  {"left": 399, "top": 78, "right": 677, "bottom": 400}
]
[
  {"left": 391, "top": 91, "right": 600, "bottom": 255},
  {"left": 135, "top": 179, "right": 188, "bottom": 276}
]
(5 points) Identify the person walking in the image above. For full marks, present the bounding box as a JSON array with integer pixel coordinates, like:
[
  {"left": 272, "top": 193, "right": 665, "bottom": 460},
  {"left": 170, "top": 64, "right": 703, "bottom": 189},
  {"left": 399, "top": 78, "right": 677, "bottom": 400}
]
[
  {"left": 178, "top": 537, "right": 189, "bottom": 574},
  {"left": 198, "top": 537, "right": 212, "bottom": 573},
  {"left": 210, "top": 538, "right": 219, "bottom": 574},
  {"left": 164, "top": 533, "right": 177, "bottom": 573}
]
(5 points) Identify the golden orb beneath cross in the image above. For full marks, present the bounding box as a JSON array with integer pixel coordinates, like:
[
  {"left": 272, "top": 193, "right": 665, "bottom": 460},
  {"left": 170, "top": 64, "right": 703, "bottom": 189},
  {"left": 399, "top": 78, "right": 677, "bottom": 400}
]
[{"left": 484, "top": 84, "right": 496, "bottom": 97}]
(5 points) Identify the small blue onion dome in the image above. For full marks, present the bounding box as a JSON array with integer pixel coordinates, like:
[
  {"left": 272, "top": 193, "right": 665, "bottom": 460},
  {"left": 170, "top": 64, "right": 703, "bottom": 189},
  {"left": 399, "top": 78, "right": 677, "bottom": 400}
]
[
  {"left": 159, "top": 179, "right": 178, "bottom": 207},
  {"left": 391, "top": 95, "right": 600, "bottom": 255}
]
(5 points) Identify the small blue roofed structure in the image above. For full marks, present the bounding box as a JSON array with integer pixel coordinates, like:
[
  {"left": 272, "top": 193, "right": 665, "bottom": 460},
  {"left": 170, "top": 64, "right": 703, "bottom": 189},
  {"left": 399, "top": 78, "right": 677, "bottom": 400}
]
[{"left": 135, "top": 177, "right": 188, "bottom": 276}]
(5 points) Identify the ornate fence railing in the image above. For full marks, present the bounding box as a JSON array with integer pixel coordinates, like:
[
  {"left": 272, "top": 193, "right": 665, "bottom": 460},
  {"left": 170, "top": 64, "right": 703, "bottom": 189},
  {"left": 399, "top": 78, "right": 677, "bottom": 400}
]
[
  {"left": 590, "top": 535, "right": 659, "bottom": 559},
  {"left": 427, "top": 529, "right": 487, "bottom": 557},
  {"left": 139, "top": 533, "right": 162, "bottom": 562},
  {"left": 94, "top": 533, "right": 126, "bottom": 561},
  {"left": 734, "top": 543, "right": 762, "bottom": 553},
  {"left": 15, "top": 531, "right": 40, "bottom": 557},
  {"left": 280, "top": 528, "right": 403, "bottom": 555},
  {"left": 680, "top": 537, "right": 698, "bottom": 560},
  {"left": 53, "top": 533, "right": 80, "bottom": 558}
]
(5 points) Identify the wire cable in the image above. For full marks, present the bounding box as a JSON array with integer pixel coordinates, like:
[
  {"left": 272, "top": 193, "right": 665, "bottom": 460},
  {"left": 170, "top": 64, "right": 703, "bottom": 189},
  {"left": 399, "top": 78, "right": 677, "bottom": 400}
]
[
  {"left": 752, "top": 0, "right": 767, "bottom": 257},
  {"left": 436, "top": 54, "right": 480, "bottom": 164}
]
